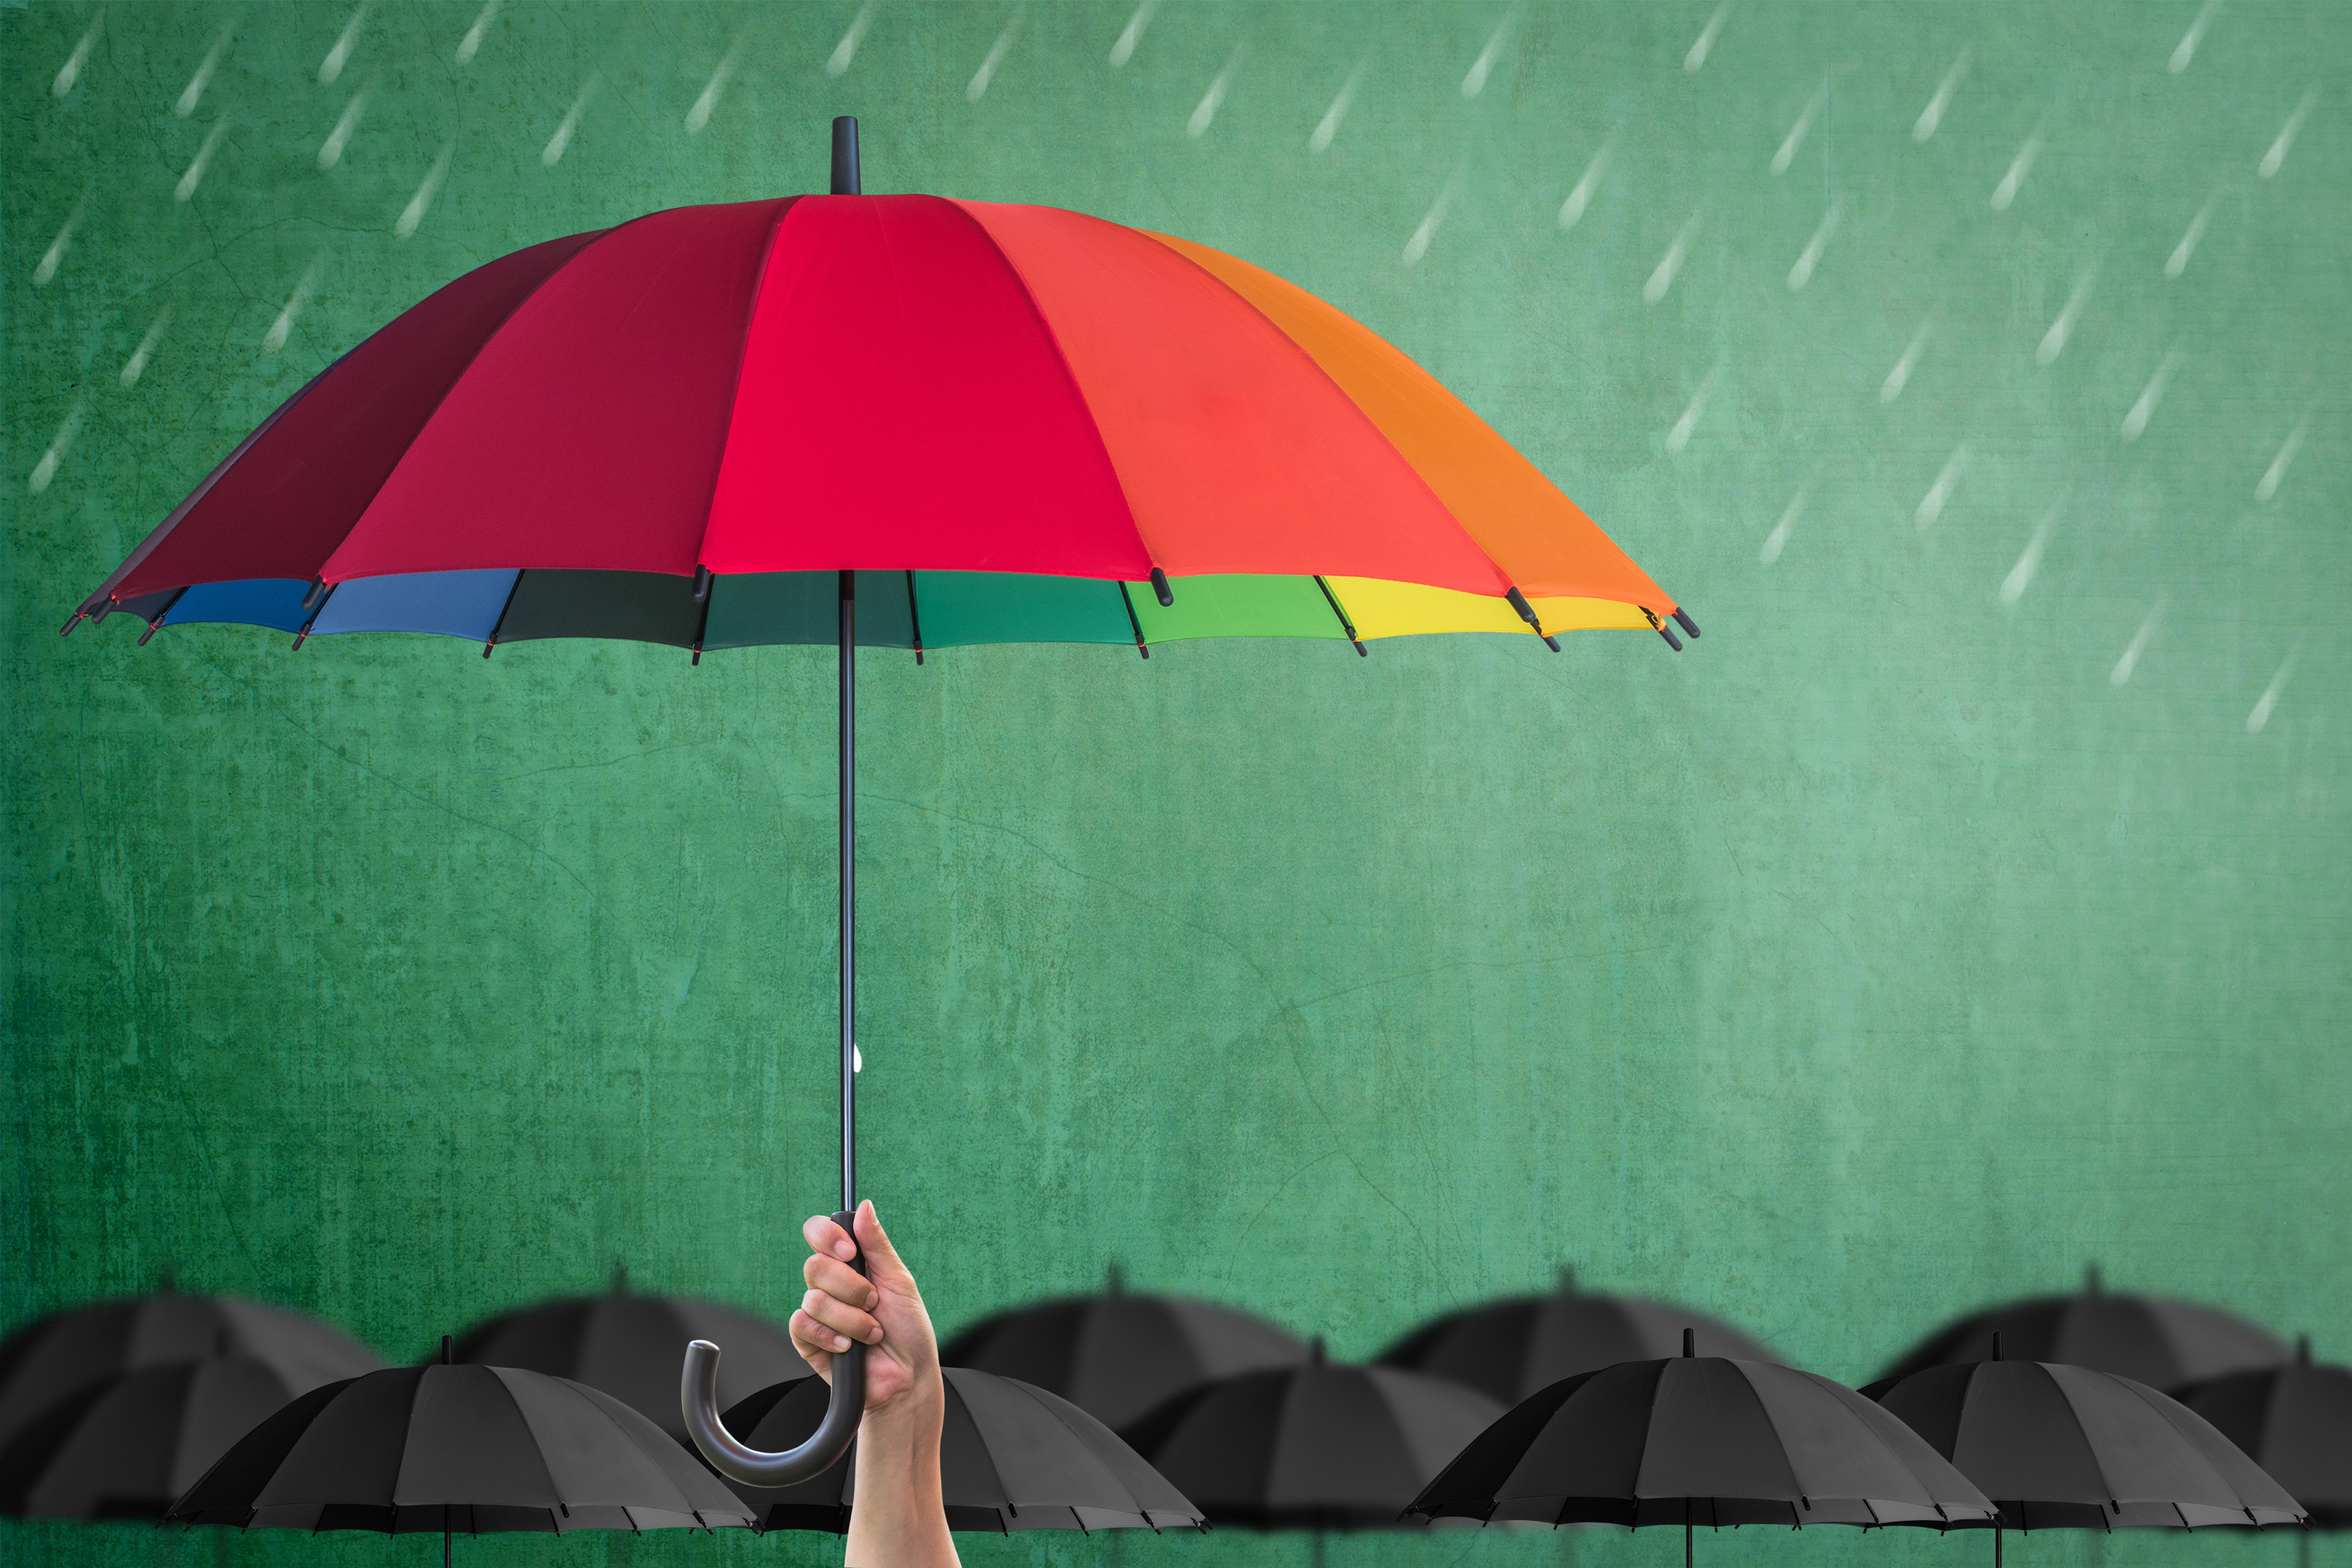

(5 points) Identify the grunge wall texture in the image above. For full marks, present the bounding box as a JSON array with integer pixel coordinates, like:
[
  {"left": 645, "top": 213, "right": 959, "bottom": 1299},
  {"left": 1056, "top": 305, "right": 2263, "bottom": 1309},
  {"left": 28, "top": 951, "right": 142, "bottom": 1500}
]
[{"left": 5, "top": 3, "right": 2347, "bottom": 1566}]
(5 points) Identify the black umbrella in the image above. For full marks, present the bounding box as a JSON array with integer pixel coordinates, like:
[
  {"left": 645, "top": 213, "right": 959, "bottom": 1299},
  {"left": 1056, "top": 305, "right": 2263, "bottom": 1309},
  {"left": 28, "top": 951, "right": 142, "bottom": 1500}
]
[
  {"left": 1406, "top": 1334, "right": 1997, "bottom": 1565},
  {"left": 165, "top": 1340, "right": 754, "bottom": 1562},
  {"left": 0, "top": 1292, "right": 383, "bottom": 1452},
  {"left": 1379, "top": 1268, "right": 1780, "bottom": 1406},
  {"left": 1866, "top": 1344, "right": 2305, "bottom": 1566},
  {"left": 941, "top": 1271, "right": 1310, "bottom": 1434},
  {"left": 2176, "top": 1337, "right": 2351, "bottom": 1529},
  {"left": 1876, "top": 1267, "right": 2291, "bottom": 1392},
  {"left": 708, "top": 1366, "right": 1204, "bottom": 1534},
  {"left": 453, "top": 1267, "right": 799, "bottom": 1441}
]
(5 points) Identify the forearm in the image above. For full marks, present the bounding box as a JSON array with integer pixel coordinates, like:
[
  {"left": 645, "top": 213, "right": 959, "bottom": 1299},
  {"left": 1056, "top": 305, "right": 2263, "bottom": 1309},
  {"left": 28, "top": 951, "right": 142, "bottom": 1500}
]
[{"left": 844, "top": 1394, "right": 958, "bottom": 1568}]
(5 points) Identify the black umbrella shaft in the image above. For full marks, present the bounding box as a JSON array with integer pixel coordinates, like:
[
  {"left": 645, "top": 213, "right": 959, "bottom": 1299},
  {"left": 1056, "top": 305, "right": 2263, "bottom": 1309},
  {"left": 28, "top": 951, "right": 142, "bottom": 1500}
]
[{"left": 839, "top": 570, "right": 856, "bottom": 1213}]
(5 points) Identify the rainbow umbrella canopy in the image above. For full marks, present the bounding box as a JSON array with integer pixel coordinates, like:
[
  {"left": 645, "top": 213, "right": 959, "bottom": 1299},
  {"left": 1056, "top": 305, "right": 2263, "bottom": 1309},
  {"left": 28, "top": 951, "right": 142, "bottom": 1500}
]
[{"left": 68, "top": 121, "right": 1689, "bottom": 1488}]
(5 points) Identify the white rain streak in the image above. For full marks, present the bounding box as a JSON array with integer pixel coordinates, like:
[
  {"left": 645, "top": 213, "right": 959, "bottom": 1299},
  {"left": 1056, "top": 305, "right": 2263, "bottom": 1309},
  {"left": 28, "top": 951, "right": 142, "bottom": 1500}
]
[
  {"left": 1643, "top": 212, "right": 1700, "bottom": 304},
  {"left": 177, "top": 23, "right": 233, "bottom": 116},
  {"left": 1760, "top": 484, "right": 1806, "bottom": 563},
  {"left": 2120, "top": 349, "right": 2184, "bottom": 442},
  {"left": 1771, "top": 88, "right": 1823, "bottom": 175},
  {"left": 543, "top": 76, "right": 599, "bottom": 167},
  {"left": 2258, "top": 89, "right": 2315, "bottom": 179},
  {"left": 1787, "top": 202, "right": 1841, "bottom": 291},
  {"left": 1684, "top": 2, "right": 1729, "bottom": 74},
  {"left": 264, "top": 257, "right": 324, "bottom": 355},
  {"left": 1188, "top": 48, "right": 1243, "bottom": 138},
  {"left": 32, "top": 202, "right": 85, "bottom": 288},
  {"left": 829, "top": 1, "right": 878, "bottom": 77},
  {"left": 1310, "top": 63, "right": 1366, "bottom": 153},
  {"left": 121, "top": 306, "right": 171, "bottom": 388},
  {"left": 2245, "top": 641, "right": 2301, "bottom": 734},
  {"left": 2035, "top": 273, "right": 2095, "bottom": 366},
  {"left": 685, "top": 33, "right": 745, "bottom": 134},
  {"left": 1999, "top": 511, "right": 2056, "bottom": 606},
  {"left": 1665, "top": 365, "right": 1719, "bottom": 453},
  {"left": 2109, "top": 595, "right": 2166, "bottom": 687},
  {"left": 968, "top": 9, "right": 1024, "bottom": 103},
  {"left": 1109, "top": 0, "right": 1158, "bottom": 67},
  {"left": 54, "top": 13, "right": 101, "bottom": 98},
  {"left": 456, "top": 0, "right": 501, "bottom": 66},
  {"left": 1558, "top": 136, "right": 1613, "bottom": 228},
  {"left": 318, "top": 2, "right": 369, "bottom": 86},
  {"left": 2169, "top": 0, "right": 2218, "bottom": 73},
  {"left": 1990, "top": 130, "right": 2042, "bottom": 211},
  {"left": 317, "top": 83, "right": 372, "bottom": 170},
  {"left": 2165, "top": 195, "right": 2215, "bottom": 278},
  {"left": 395, "top": 142, "right": 454, "bottom": 239},
  {"left": 1914, "top": 443, "right": 1969, "bottom": 529},
  {"left": 1913, "top": 48, "right": 1970, "bottom": 141},
  {"left": 2255, "top": 423, "right": 2305, "bottom": 501},
  {"left": 176, "top": 116, "right": 231, "bottom": 202},
  {"left": 1462, "top": 9, "right": 1516, "bottom": 99},
  {"left": 1881, "top": 317, "right": 1932, "bottom": 404},
  {"left": 1402, "top": 169, "right": 1465, "bottom": 267},
  {"left": 28, "top": 402, "right": 85, "bottom": 496}
]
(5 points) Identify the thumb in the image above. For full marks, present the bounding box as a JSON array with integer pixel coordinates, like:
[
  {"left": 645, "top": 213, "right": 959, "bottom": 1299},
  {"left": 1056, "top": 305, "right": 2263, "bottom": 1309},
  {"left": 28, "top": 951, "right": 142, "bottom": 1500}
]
[{"left": 853, "top": 1200, "right": 908, "bottom": 1281}]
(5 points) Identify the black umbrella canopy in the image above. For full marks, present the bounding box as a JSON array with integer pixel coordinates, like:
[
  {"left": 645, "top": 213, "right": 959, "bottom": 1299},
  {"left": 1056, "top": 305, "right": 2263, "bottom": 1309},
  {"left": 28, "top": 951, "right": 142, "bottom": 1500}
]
[
  {"left": 2176, "top": 1339, "right": 2351, "bottom": 1528},
  {"left": 1876, "top": 1268, "right": 2290, "bottom": 1392},
  {"left": 941, "top": 1276, "right": 1311, "bottom": 1435},
  {"left": 1866, "top": 1358, "right": 2306, "bottom": 1528},
  {"left": 1123, "top": 1352, "right": 1505, "bottom": 1529},
  {"left": 1406, "top": 1353, "right": 1998, "bottom": 1529},
  {"left": 165, "top": 1362, "right": 755, "bottom": 1533},
  {"left": 0, "top": 1293, "right": 383, "bottom": 1450},
  {"left": 709, "top": 1367, "right": 1205, "bottom": 1534},
  {"left": 1379, "top": 1270, "right": 1781, "bottom": 1406},
  {"left": 453, "top": 1273, "right": 800, "bottom": 1442}
]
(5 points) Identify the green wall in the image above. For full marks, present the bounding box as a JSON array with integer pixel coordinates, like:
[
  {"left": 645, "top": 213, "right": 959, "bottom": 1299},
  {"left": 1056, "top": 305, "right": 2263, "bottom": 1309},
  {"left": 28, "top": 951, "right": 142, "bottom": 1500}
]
[{"left": 5, "top": 2, "right": 2346, "bottom": 1566}]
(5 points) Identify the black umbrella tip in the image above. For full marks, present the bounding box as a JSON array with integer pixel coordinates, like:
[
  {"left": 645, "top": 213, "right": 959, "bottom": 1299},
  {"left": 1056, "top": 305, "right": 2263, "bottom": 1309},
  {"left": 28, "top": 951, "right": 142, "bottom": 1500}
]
[
  {"left": 1682, "top": 1328, "right": 1695, "bottom": 1359},
  {"left": 831, "top": 118, "right": 860, "bottom": 196}
]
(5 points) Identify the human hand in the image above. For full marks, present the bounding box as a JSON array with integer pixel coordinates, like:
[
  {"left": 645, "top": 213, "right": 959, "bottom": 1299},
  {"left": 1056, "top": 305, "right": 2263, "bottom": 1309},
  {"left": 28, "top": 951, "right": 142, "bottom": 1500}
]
[{"left": 790, "top": 1200, "right": 941, "bottom": 1421}]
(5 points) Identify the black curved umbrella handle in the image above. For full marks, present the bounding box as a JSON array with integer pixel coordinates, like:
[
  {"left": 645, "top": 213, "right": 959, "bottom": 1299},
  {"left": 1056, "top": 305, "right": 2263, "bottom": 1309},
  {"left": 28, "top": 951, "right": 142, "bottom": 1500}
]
[{"left": 682, "top": 1209, "right": 866, "bottom": 1487}]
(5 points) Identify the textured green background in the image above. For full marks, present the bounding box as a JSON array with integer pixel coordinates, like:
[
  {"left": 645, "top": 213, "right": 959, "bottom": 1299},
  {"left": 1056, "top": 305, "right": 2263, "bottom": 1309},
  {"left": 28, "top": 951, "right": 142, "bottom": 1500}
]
[{"left": 4, "top": 2, "right": 2347, "bottom": 1566}]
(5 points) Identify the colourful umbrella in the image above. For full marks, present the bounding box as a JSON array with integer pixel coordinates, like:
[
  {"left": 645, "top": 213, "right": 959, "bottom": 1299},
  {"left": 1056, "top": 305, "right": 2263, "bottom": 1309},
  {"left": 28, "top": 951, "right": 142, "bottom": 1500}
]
[{"left": 67, "top": 121, "right": 1690, "bottom": 1487}]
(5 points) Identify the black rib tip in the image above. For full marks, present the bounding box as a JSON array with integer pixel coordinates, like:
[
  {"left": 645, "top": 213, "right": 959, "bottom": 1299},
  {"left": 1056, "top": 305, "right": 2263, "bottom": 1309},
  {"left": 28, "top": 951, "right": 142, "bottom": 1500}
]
[
  {"left": 1352, "top": 639, "right": 1368, "bottom": 657},
  {"left": 690, "top": 647, "right": 701, "bottom": 666},
  {"left": 290, "top": 631, "right": 309, "bottom": 651},
  {"left": 1542, "top": 635, "right": 1561, "bottom": 652},
  {"left": 1150, "top": 566, "right": 1174, "bottom": 607},
  {"left": 137, "top": 619, "right": 162, "bottom": 646},
  {"left": 692, "top": 565, "right": 712, "bottom": 603},
  {"left": 1672, "top": 608, "right": 1700, "bottom": 638},
  {"left": 1504, "top": 586, "right": 1538, "bottom": 624},
  {"left": 1657, "top": 625, "right": 1684, "bottom": 652},
  {"left": 913, "top": 646, "right": 925, "bottom": 666},
  {"left": 59, "top": 611, "right": 83, "bottom": 637},
  {"left": 1135, "top": 641, "right": 1150, "bottom": 660},
  {"left": 481, "top": 641, "right": 496, "bottom": 659},
  {"left": 300, "top": 577, "right": 330, "bottom": 612},
  {"left": 90, "top": 598, "right": 114, "bottom": 623}
]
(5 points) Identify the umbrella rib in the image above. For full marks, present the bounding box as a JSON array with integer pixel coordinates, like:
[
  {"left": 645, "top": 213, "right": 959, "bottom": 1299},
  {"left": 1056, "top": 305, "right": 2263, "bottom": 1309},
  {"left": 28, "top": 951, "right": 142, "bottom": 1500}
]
[
  {"left": 481, "top": 570, "right": 524, "bottom": 657},
  {"left": 1312, "top": 575, "right": 1368, "bottom": 656},
  {"left": 904, "top": 570, "right": 925, "bottom": 665},
  {"left": 685, "top": 197, "right": 799, "bottom": 584},
  {"left": 137, "top": 586, "right": 189, "bottom": 644},
  {"left": 1116, "top": 581, "right": 1150, "bottom": 658}
]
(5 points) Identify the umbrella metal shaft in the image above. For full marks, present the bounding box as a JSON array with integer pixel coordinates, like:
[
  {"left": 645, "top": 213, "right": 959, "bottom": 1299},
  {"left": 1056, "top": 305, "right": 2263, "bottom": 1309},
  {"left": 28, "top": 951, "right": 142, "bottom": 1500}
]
[{"left": 839, "top": 568, "right": 856, "bottom": 1213}]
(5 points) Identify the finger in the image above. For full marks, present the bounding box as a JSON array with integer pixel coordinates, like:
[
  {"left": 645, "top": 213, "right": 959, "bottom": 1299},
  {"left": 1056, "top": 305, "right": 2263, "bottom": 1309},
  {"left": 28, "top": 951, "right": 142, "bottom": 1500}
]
[
  {"left": 792, "top": 1308, "right": 854, "bottom": 1357},
  {"left": 803, "top": 1213, "right": 856, "bottom": 1264},
  {"left": 802, "top": 1288, "right": 882, "bottom": 1346},
  {"left": 802, "top": 1254, "right": 878, "bottom": 1310},
  {"left": 852, "top": 1200, "right": 906, "bottom": 1278}
]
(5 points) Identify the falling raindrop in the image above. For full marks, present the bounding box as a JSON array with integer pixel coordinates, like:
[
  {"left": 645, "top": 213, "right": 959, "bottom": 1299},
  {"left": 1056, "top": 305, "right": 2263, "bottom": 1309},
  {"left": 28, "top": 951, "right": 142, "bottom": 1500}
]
[
  {"left": 1881, "top": 317, "right": 1933, "bottom": 404},
  {"left": 1188, "top": 47, "right": 1243, "bottom": 138},
  {"left": 1402, "top": 170, "right": 1465, "bottom": 267},
  {"left": 265, "top": 257, "right": 325, "bottom": 355},
  {"left": 456, "top": 0, "right": 501, "bottom": 66},
  {"left": 1665, "top": 366, "right": 1719, "bottom": 453},
  {"left": 2245, "top": 641, "right": 2301, "bottom": 733},
  {"left": 685, "top": 33, "right": 745, "bottom": 134},
  {"left": 2120, "top": 350, "right": 2183, "bottom": 442},
  {"left": 317, "top": 81, "right": 374, "bottom": 170},
  {"left": 1462, "top": 9, "right": 1515, "bottom": 99},
  {"left": 1914, "top": 444, "right": 1970, "bottom": 528},
  {"left": 2255, "top": 423, "right": 2305, "bottom": 500},
  {"left": 1771, "top": 88, "right": 1823, "bottom": 175},
  {"left": 28, "top": 402, "right": 85, "bottom": 496},
  {"left": 54, "top": 13, "right": 102, "bottom": 98},
  {"left": 176, "top": 22, "right": 233, "bottom": 116},
  {"left": 2109, "top": 595, "right": 2166, "bottom": 686},
  {"left": 2165, "top": 195, "right": 2215, "bottom": 279},
  {"left": 1999, "top": 511, "right": 2056, "bottom": 606},
  {"left": 121, "top": 306, "right": 171, "bottom": 388},
  {"left": 968, "top": 8, "right": 1024, "bottom": 102},
  {"left": 1684, "top": 2, "right": 1730, "bottom": 73},
  {"left": 1558, "top": 137, "right": 1613, "bottom": 228},
  {"left": 829, "top": 1, "right": 878, "bottom": 77},
  {"left": 2035, "top": 273, "right": 2095, "bottom": 365},
  {"left": 396, "top": 142, "right": 455, "bottom": 238},
  {"left": 1786, "top": 202, "right": 1841, "bottom": 291},
  {"left": 1643, "top": 213, "right": 1700, "bottom": 304},
  {"left": 1310, "top": 62, "right": 1366, "bottom": 153},
  {"left": 32, "top": 202, "right": 85, "bottom": 288},
  {"left": 1760, "top": 484, "right": 1806, "bottom": 563},
  {"left": 1913, "top": 48, "right": 1970, "bottom": 141},
  {"left": 2169, "top": 0, "right": 2218, "bottom": 73},
  {"left": 543, "top": 75, "right": 599, "bottom": 167},
  {"left": 1109, "top": 0, "right": 1158, "bottom": 67},
  {"left": 318, "top": 2, "right": 369, "bottom": 86},
  {"left": 176, "top": 116, "right": 231, "bottom": 202},
  {"left": 1991, "top": 130, "right": 2043, "bottom": 211},
  {"left": 2257, "top": 89, "right": 2315, "bottom": 179}
]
